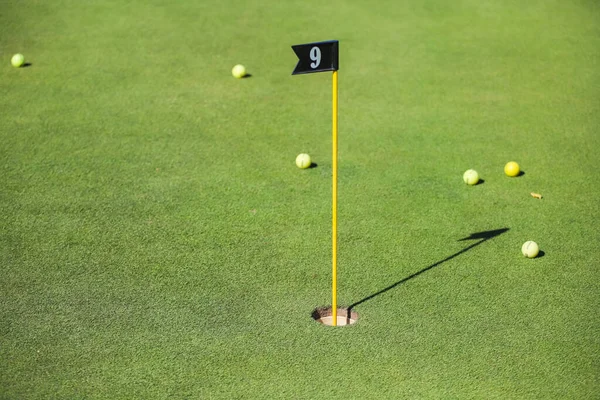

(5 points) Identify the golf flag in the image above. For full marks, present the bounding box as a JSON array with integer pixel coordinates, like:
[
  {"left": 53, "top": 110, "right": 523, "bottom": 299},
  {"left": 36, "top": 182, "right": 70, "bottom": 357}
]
[
  {"left": 291, "top": 40, "right": 339, "bottom": 75},
  {"left": 292, "top": 40, "right": 340, "bottom": 325}
]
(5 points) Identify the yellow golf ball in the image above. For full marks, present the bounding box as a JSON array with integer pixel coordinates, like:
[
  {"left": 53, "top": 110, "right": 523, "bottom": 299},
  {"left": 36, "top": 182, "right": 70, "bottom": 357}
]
[
  {"left": 11, "top": 53, "right": 25, "bottom": 68},
  {"left": 504, "top": 161, "right": 520, "bottom": 177},
  {"left": 295, "top": 153, "right": 311, "bottom": 169},
  {"left": 231, "top": 64, "right": 246, "bottom": 78},
  {"left": 463, "top": 169, "right": 479, "bottom": 185},
  {"left": 521, "top": 241, "right": 539, "bottom": 258}
]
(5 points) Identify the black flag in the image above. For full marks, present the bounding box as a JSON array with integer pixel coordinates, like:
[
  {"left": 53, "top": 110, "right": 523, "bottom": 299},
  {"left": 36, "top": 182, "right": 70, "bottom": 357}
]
[{"left": 292, "top": 40, "right": 339, "bottom": 75}]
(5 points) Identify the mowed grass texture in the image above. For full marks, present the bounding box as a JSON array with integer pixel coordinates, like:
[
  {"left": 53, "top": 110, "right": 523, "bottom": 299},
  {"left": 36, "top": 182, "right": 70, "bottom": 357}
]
[{"left": 1, "top": 0, "right": 599, "bottom": 398}]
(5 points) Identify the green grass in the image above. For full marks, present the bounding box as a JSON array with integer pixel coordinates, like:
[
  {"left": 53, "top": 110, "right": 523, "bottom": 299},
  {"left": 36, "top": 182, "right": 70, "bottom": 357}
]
[{"left": 2, "top": 0, "right": 599, "bottom": 398}]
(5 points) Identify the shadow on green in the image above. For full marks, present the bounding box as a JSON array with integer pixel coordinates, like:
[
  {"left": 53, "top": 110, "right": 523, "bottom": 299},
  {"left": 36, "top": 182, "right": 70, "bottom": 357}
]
[{"left": 347, "top": 228, "right": 510, "bottom": 313}]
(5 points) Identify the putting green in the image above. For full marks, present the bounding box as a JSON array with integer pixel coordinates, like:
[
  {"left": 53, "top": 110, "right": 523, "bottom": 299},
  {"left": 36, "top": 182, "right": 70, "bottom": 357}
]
[{"left": 1, "top": 0, "right": 599, "bottom": 398}]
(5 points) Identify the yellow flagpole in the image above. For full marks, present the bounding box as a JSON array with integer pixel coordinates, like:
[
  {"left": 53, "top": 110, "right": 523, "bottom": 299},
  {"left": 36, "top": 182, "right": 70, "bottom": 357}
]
[{"left": 332, "top": 70, "right": 338, "bottom": 326}]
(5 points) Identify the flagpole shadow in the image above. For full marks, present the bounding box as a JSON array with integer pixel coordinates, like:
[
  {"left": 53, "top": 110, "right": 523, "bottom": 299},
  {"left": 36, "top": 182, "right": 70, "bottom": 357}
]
[{"left": 347, "top": 228, "right": 509, "bottom": 313}]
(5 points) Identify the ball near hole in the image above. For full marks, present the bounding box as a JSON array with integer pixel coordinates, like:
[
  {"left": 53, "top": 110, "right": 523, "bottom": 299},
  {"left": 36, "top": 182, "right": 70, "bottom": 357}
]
[
  {"left": 504, "top": 161, "right": 520, "bottom": 177},
  {"left": 231, "top": 64, "right": 246, "bottom": 78},
  {"left": 11, "top": 53, "right": 25, "bottom": 68},
  {"left": 463, "top": 169, "right": 479, "bottom": 185},
  {"left": 521, "top": 241, "right": 539, "bottom": 258},
  {"left": 296, "top": 153, "right": 311, "bottom": 169}
]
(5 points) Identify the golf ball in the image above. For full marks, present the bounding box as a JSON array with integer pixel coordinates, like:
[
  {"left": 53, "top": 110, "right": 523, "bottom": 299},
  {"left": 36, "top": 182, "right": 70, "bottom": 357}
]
[
  {"left": 505, "top": 161, "right": 520, "bottom": 177},
  {"left": 296, "top": 153, "right": 311, "bottom": 169},
  {"left": 11, "top": 53, "right": 24, "bottom": 68},
  {"left": 521, "top": 241, "right": 539, "bottom": 258},
  {"left": 463, "top": 169, "right": 479, "bottom": 185},
  {"left": 231, "top": 64, "right": 246, "bottom": 78}
]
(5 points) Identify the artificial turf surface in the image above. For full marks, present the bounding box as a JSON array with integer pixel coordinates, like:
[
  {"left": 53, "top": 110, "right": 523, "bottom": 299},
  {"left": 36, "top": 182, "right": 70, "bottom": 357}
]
[{"left": 1, "top": 0, "right": 599, "bottom": 398}]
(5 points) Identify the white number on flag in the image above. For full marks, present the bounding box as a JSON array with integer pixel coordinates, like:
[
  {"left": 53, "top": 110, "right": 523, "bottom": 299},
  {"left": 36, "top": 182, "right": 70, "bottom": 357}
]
[{"left": 309, "top": 46, "right": 321, "bottom": 69}]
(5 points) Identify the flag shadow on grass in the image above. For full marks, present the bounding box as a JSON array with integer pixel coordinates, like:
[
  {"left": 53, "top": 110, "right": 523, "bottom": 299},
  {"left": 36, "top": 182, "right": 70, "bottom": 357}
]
[{"left": 347, "top": 228, "right": 509, "bottom": 314}]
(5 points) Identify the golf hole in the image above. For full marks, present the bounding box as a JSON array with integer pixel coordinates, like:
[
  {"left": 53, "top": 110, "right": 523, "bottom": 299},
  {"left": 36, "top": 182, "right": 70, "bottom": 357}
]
[{"left": 312, "top": 306, "right": 358, "bottom": 326}]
